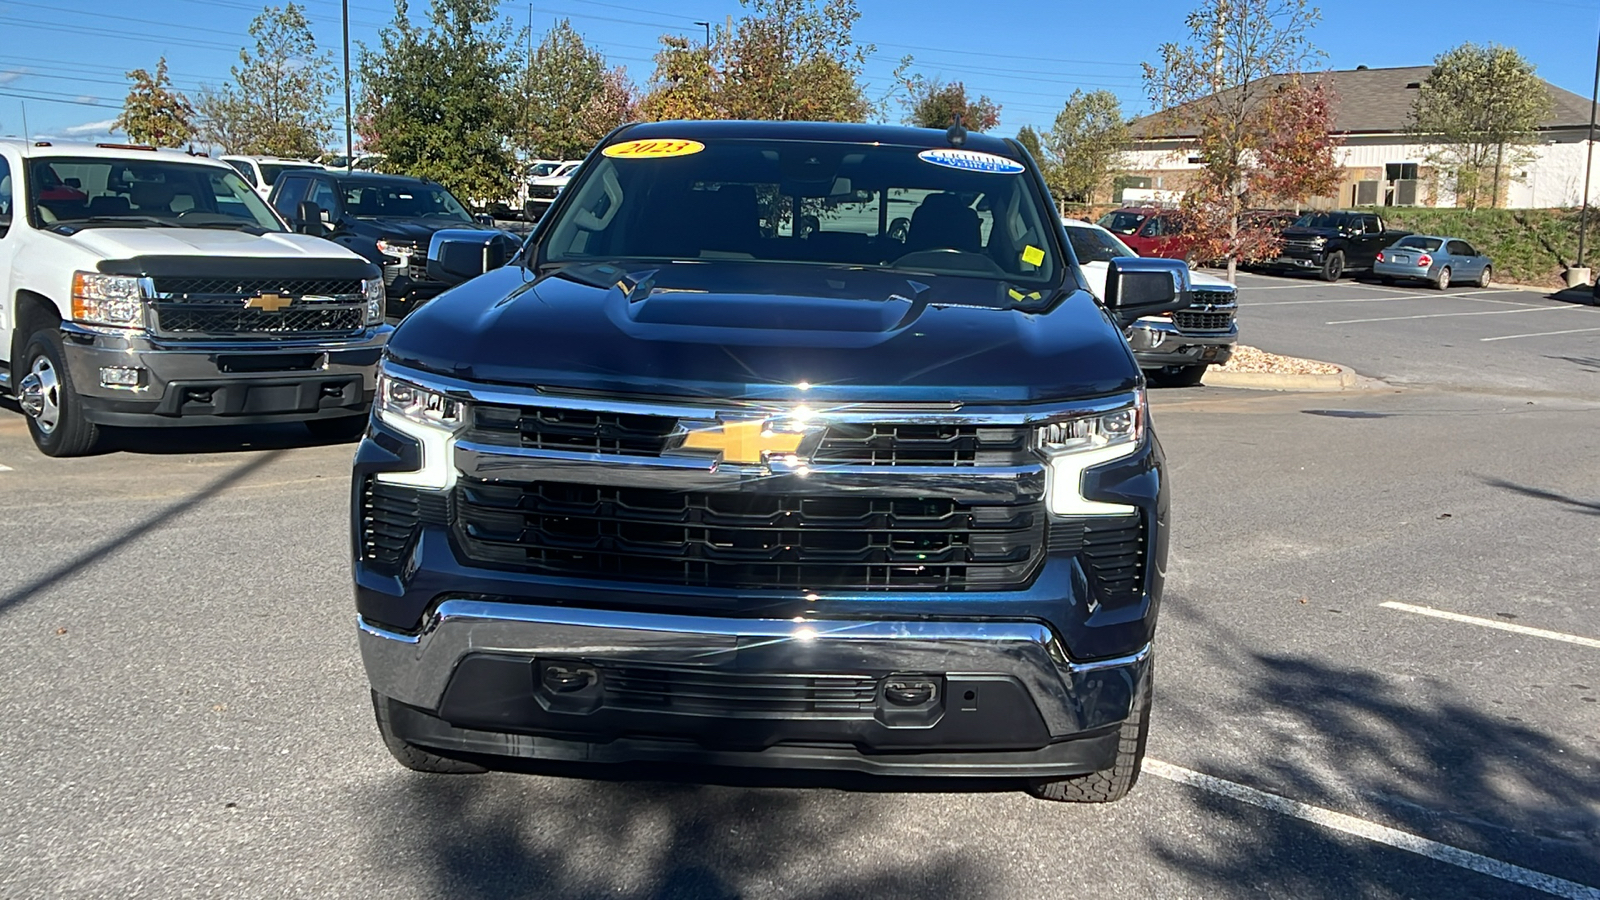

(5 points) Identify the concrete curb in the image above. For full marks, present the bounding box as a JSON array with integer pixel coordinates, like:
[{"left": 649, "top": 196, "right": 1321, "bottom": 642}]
[{"left": 1204, "top": 363, "right": 1373, "bottom": 392}]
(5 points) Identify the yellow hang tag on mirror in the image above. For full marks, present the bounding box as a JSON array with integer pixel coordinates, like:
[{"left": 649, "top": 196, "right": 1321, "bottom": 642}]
[
  {"left": 602, "top": 139, "right": 706, "bottom": 159},
  {"left": 1021, "top": 245, "right": 1045, "bottom": 267}
]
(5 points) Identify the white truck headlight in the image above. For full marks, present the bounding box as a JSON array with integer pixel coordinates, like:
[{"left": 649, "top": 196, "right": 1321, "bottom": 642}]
[
  {"left": 363, "top": 277, "right": 385, "bottom": 325},
  {"left": 1038, "top": 393, "right": 1145, "bottom": 516},
  {"left": 374, "top": 371, "right": 467, "bottom": 489},
  {"left": 71, "top": 272, "right": 144, "bottom": 327}
]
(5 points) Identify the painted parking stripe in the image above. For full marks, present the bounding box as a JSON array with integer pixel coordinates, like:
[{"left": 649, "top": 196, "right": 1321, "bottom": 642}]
[
  {"left": 1482, "top": 325, "right": 1600, "bottom": 342},
  {"left": 1255, "top": 293, "right": 1536, "bottom": 308},
  {"left": 1145, "top": 759, "right": 1600, "bottom": 899},
  {"left": 0, "top": 464, "right": 11, "bottom": 472},
  {"left": 1381, "top": 601, "right": 1600, "bottom": 649},
  {"left": 1326, "top": 306, "right": 1581, "bottom": 325}
]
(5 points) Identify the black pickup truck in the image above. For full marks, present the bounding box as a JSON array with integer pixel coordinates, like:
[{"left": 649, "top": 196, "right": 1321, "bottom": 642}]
[
  {"left": 350, "top": 120, "right": 1191, "bottom": 803},
  {"left": 1271, "top": 211, "right": 1410, "bottom": 281}
]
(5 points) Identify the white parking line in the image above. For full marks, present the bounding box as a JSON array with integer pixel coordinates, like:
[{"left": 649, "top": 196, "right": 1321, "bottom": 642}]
[
  {"left": 1146, "top": 759, "right": 1600, "bottom": 899},
  {"left": 1327, "top": 306, "right": 1580, "bottom": 325},
  {"left": 1482, "top": 325, "right": 1600, "bottom": 342},
  {"left": 1255, "top": 293, "right": 1535, "bottom": 308},
  {"left": 0, "top": 464, "right": 11, "bottom": 472},
  {"left": 1380, "top": 601, "right": 1600, "bottom": 649}
]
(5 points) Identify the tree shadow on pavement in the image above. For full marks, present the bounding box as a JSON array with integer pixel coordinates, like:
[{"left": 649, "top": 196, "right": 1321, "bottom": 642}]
[
  {"left": 349, "top": 764, "right": 998, "bottom": 900},
  {"left": 0, "top": 449, "right": 286, "bottom": 618},
  {"left": 1477, "top": 475, "right": 1600, "bottom": 516},
  {"left": 1152, "top": 598, "right": 1600, "bottom": 897}
]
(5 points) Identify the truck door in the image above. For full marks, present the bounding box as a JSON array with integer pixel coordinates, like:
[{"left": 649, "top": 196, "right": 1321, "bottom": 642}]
[{"left": 0, "top": 152, "right": 17, "bottom": 362}]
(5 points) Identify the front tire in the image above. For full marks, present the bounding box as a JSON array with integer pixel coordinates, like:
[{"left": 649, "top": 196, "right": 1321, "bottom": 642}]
[
  {"left": 1148, "top": 364, "right": 1208, "bottom": 388},
  {"left": 304, "top": 415, "right": 369, "bottom": 442},
  {"left": 1027, "top": 663, "right": 1152, "bottom": 803},
  {"left": 17, "top": 328, "right": 100, "bottom": 457},
  {"left": 1320, "top": 251, "right": 1345, "bottom": 282},
  {"left": 1477, "top": 266, "right": 1492, "bottom": 288},
  {"left": 371, "top": 691, "right": 488, "bottom": 774}
]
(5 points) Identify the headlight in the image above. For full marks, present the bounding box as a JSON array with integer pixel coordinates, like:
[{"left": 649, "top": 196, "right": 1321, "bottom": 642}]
[
  {"left": 373, "top": 371, "right": 467, "bottom": 489},
  {"left": 375, "top": 239, "right": 410, "bottom": 260},
  {"left": 1038, "top": 394, "right": 1145, "bottom": 516},
  {"left": 71, "top": 272, "right": 144, "bottom": 327},
  {"left": 363, "top": 277, "right": 385, "bottom": 325}
]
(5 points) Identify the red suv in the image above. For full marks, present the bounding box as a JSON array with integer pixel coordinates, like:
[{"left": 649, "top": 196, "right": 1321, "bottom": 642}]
[{"left": 1096, "top": 207, "right": 1195, "bottom": 262}]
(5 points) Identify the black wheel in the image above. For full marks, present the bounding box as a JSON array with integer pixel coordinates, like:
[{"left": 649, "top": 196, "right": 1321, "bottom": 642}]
[
  {"left": 1319, "top": 251, "right": 1345, "bottom": 282},
  {"left": 1148, "top": 364, "right": 1208, "bottom": 388},
  {"left": 1477, "top": 266, "right": 1492, "bottom": 288},
  {"left": 16, "top": 328, "right": 100, "bottom": 457},
  {"left": 371, "top": 691, "right": 488, "bottom": 774},
  {"left": 1027, "top": 662, "right": 1152, "bottom": 803},
  {"left": 304, "top": 414, "right": 369, "bottom": 442},
  {"left": 1435, "top": 267, "right": 1451, "bottom": 290}
]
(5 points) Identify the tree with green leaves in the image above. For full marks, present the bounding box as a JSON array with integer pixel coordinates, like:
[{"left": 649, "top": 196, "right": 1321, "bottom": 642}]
[
  {"left": 901, "top": 77, "right": 1000, "bottom": 131},
  {"left": 1409, "top": 43, "right": 1552, "bottom": 209},
  {"left": 207, "top": 3, "right": 336, "bottom": 158},
  {"left": 115, "top": 58, "right": 195, "bottom": 148},
  {"left": 638, "top": 35, "right": 718, "bottom": 122},
  {"left": 720, "top": 0, "right": 875, "bottom": 122},
  {"left": 1143, "top": 0, "right": 1324, "bottom": 281},
  {"left": 519, "top": 20, "right": 631, "bottom": 160},
  {"left": 1016, "top": 125, "right": 1045, "bottom": 161},
  {"left": 1045, "top": 89, "right": 1128, "bottom": 205},
  {"left": 359, "top": 0, "right": 517, "bottom": 204}
]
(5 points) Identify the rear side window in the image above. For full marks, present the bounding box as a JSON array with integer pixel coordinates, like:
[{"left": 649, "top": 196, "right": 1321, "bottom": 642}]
[
  {"left": 226, "top": 159, "right": 258, "bottom": 187},
  {"left": 0, "top": 156, "right": 11, "bottom": 237},
  {"left": 1447, "top": 240, "right": 1473, "bottom": 255},
  {"left": 1395, "top": 237, "right": 1442, "bottom": 252},
  {"left": 1098, "top": 211, "right": 1147, "bottom": 235}
]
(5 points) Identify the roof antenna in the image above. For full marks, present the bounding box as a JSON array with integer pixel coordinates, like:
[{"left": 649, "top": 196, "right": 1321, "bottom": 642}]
[{"left": 946, "top": 112, "right": 967, "bottom": 148}]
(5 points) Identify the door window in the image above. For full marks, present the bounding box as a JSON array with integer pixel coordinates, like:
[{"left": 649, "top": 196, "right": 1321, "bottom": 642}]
[
  {"left": 1361, "top": 216, "right": 1382, "bottom": 234},
  {"left": 272, "top": 175, "right": 309, "bottom": 217},
  {"left": 307, "top": 179, "right": 339, "bottom": 216},
  {"left": 0, "top": 156, "right": 12, "bottom": 238}
]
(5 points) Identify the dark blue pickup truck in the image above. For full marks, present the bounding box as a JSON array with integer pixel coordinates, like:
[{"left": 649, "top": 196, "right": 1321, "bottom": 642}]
[{"left": 349, "top": 120, "right": 1189, "bottom": 802}]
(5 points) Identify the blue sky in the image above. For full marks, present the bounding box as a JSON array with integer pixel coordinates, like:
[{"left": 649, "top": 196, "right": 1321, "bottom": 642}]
[{"left": 5, "top": 0, "right": 1600, "bottom": 147}]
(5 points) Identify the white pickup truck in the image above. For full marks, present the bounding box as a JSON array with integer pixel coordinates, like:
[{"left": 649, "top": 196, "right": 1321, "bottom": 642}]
[{"left": 0, "top": 141, "right": 392, "bottom": 456}]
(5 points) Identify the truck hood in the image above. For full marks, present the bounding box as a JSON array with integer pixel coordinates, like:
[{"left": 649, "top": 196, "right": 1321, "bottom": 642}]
[
  {"left": 63, "top": 227, "right": 364, "bottom": 261},
  {"left": 1077, "top": 260, "right": 1231, "bottom": 302},
  {"left": 1280, "top": 226, "right": 1339, "bottom": 239},
  {"left": 387, "top": 261, "right": 1139, "bottom": 403}
]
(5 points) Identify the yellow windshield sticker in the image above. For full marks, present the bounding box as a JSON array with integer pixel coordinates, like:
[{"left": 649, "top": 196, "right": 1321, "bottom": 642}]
[
  {"left": 602, "top": 139, "right": 706, "bottom": 159},
  {"left": 1008, "top": 288, "right": 1025, "bottom": 301},
  {"left": 1022, "top": 245, "right": 1045, "bottom": 267}
]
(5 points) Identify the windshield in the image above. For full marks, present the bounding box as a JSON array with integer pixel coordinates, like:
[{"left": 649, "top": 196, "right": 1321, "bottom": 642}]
[
  {"left": 29, "top": 157, "right": 284, "bottom": 231},
  {"left": 1097, "top": 210, "right": 1148, "bottom": 235},
  {"left": 530, "top": 162, "right": 561, "bottom": 178},
  {"left": 259, "top": 162, "right": 320, "bottom": 186},
  {"left": 542, "top": 138, "right": 1060, "bottom": 286},
  {"left": 1066, "top": 224, "right": 1137, "bottom": 263},
  {"left": 1293, "top": 213, "right": 1347, "bottom": 229},
  {"left": 1394, "top": 236, "right": 1442, "bottom": 251},
  {"left": 341, "top": 180, "right": 473, "bottom": 222}
]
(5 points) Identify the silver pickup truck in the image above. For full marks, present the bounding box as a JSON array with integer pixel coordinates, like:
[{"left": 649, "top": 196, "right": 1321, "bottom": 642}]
[{"left": 1065, "top": 219, "right": 1237, "bottom": 387}]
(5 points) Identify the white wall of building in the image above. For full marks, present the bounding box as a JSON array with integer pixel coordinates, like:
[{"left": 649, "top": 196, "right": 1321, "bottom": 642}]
[{"left": 1129, "top": 130, "right": 1600, "bottom": 209}]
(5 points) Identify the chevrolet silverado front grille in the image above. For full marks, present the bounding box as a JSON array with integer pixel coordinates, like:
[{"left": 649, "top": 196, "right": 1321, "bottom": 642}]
[
  {"left": 1173, "top": 310, "right": 1235, "bottom": 332},
  {"left": 467, "top": 406, "right": 1034, "bottom": 467},
  {"left": 452, "top": 478, "right": 1045, "bottom": 591},
  {"left": 152, "top": 277, "right": 364, "bottom": 297},
  {"left": 153, "top": 304, "right": 365, "bottom": 335}
]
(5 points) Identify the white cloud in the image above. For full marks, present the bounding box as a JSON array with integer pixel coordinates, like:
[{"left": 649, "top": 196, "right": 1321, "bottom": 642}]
[
  {"left": 0, "top": 69, "right": 25, "bottom": 85},
  {"left": 63, "top": 118, "right": 118, "bottom": 136},
  {"left": 74, "top": 95, "right": 98, "bottom": 105}
]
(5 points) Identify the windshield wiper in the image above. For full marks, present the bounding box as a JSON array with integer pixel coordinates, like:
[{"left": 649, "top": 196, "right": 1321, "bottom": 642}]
[{"left": 48, "top": 215, "right": 173, "bottom": 234}]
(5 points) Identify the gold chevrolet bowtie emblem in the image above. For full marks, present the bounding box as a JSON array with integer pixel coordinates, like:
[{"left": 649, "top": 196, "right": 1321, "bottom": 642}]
[
  {"left": 244, "top": 292, "right": 293, "bottom": 312},
  {"left": 679, "top": 420, "right": 804, "bottom": 466}
]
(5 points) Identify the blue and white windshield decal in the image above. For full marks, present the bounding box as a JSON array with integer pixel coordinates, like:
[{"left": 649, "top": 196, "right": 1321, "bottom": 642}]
[{"left": 917, "top": 148, "right": 1025, "bottom": 174}]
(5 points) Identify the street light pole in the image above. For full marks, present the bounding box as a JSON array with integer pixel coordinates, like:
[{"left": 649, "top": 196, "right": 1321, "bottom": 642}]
[
  {"left": 693, "top": 20, "right": 710, "bottom": 47},
  {"left": 1578, "top": 14, "right": 1600, "bottom": 271},
  {"left": 343, "top": 0, "right": 353, "bottom": 173}
]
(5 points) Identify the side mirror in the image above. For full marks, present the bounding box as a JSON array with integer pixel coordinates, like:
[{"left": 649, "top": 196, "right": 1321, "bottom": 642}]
[
  {"left": 427, "top": 229, "right": 522, "bottom": 285},
  {"left": 1103, "top": 257, "right": 1190, "bottom": 328},
  {"left": 296, "top": 201, "right": 327, "bottom": 236}
]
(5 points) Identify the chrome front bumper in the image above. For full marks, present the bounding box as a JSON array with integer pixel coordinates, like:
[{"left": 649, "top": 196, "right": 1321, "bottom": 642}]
[
  {"left": 358, "top": 599, "right": 1151, "bottom": 739},
  {"left": 1128, "top": 318, "right": 1237, "bottom": 368}
]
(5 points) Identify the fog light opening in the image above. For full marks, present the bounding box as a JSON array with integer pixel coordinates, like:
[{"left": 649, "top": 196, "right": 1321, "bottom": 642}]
[
  {"left": 99, "top": 366, "right": 143, "bottom": 389},
  {"left": 884, "top": 679, "right": 938, "bottom": 707},
  {"left": 540, "top": 662, "right": 597, "bottom": 694}
]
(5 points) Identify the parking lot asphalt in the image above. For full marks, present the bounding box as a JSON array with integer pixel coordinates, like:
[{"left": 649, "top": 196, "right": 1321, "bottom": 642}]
[{"left": 0, "top": 280, "right": 1597, "bottom": 898}]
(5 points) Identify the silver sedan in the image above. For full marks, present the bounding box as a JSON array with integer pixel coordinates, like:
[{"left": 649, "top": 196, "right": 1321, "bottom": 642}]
[{"left": 1373, "top": 235, "right": 1493, "bottom": 289}]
